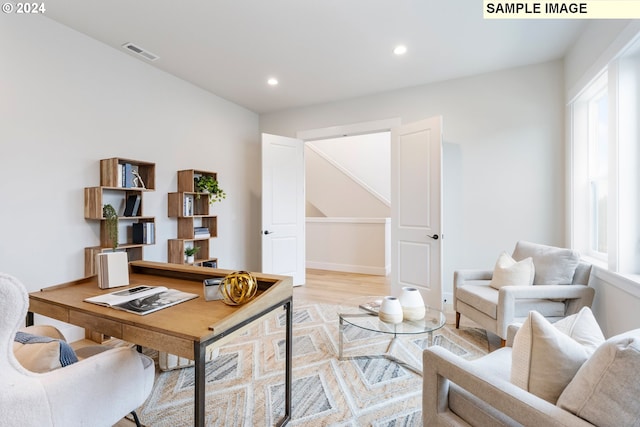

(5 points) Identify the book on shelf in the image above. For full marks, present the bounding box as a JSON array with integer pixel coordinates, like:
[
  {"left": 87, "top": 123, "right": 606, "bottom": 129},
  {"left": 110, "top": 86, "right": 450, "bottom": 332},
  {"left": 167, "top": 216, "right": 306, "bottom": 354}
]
[
  {"left": 132, "top": 222, "right": 155, "bottom": 244},
  {"left": 84, "top": 285, "right": 198, "bottom": 315},
  {"left": 194, "top": 226, "right": 210, "bottom": 239},
  {"left": 183, "top": 195, "right": 194, "bottom": 216},
  {"left": 117, "top": 164, "right": 123, "bottom": 188},
  {"left": 359, "top": 299, "right": 382, "bottom": 315},
  {"left": 202, "top": 260, "right": 217, "bottom": 268},
  {"left": 123, "top": 163, "right": 133, "bottom": 188},
  {"left": 123, "top": 194, "right": 141, "bottom": 217}
]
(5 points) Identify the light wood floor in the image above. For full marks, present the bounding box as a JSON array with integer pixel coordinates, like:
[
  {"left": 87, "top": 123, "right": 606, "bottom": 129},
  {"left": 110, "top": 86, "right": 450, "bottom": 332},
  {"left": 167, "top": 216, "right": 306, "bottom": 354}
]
[{"left": 294, "top": 268, "right": 391, "bottom": 304}]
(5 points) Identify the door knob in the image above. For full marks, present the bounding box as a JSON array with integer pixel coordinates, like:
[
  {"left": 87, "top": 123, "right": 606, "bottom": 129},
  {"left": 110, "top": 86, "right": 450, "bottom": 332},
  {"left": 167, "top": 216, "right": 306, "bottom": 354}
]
[
  {"left": 428, "top": 234, "right": 439, "bottom": 240},
  {"left": 263, "top": 230, "right": 273, "bottom": 235}
]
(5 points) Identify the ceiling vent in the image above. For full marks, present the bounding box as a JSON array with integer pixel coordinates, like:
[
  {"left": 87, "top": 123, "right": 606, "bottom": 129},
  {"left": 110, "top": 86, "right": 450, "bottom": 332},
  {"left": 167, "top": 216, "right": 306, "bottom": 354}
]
[{"left": 122, "top": 42, "right": 159, "bottom": 61}]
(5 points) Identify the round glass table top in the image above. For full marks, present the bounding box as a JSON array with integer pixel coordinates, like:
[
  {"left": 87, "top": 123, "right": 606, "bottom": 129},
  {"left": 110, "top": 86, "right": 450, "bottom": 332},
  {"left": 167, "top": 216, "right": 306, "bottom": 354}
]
[{"left": 338, "top": 295, "right": 446, "bottom": 335}]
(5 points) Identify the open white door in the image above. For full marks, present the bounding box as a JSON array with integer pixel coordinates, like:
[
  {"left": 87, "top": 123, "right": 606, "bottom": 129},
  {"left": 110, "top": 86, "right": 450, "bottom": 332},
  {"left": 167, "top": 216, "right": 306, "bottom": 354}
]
[
  {"left": 261, "top": 133, "right": 305, "bottom": 286},
  {"left": 391, "top": 116, "right": 443, "bottom": 308}
]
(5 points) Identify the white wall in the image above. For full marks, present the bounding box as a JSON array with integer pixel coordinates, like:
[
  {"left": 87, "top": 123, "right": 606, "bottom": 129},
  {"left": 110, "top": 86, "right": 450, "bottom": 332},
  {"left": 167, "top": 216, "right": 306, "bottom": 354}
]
[
  {"left": 0, "top": 15, "right": 261, "bottom": 293},
  {"left": 261, "top": 60, "right": 566, "bottom": 297},
  {"left": 306, "top": 218, "right": 390, "bottom": 275},
  {"left": 308, "top": 132, "right": 391, "bottom": 203},
  {"left": 305, "top": 146, "right": 390, "bottom": 217}
]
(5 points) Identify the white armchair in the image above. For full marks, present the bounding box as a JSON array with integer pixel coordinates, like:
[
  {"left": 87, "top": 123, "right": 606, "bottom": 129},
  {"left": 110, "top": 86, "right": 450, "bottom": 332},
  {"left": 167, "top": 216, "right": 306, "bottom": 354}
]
[
  {"left": 0, "top": 272, "right": 155, "bottom": 427},
  {"left": 422, "top": 328, "right": 595, "bottom": 426},
  {"left": 454, "top": 241, "right": 594, "bottom": 345}
]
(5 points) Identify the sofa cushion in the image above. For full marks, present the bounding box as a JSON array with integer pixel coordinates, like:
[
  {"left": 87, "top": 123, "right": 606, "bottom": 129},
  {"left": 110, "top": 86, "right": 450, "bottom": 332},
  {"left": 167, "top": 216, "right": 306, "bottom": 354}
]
[
  {"left": 511, "top": 241, "right": 580, "bottom": 285},
  {"left": 489, "top": 252, "right": 535, "bottom": 290},
  {"left": 456, "top": 282, "right": 498, "bottom": 318},
  {"left": 511, "top": 311, "right": 589, "bottom": 403},
  {"left": 552, "top": 307, "right": 605, "bottom": 354},
  {"left": 557, "top": 329, "right": 640, "bottom": 427}
]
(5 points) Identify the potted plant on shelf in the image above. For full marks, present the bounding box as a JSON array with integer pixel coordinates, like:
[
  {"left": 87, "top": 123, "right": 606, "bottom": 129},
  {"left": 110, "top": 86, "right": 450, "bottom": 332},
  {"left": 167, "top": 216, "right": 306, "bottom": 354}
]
[
  {"left": 103, "top": 204, "right": 119, "bottom": 251},
  {"left": 194, "top": 175, "right": 226, "bottom": 204},
  {"left": 184, "top": 246, "right": 200, "bottom": 264}
]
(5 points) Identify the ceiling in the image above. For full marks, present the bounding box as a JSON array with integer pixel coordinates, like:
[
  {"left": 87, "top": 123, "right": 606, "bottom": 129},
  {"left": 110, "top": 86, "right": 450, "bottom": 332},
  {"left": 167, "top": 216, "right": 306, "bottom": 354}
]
[{"left": 44, "top": 1, "right": 587, "bottom": 114}]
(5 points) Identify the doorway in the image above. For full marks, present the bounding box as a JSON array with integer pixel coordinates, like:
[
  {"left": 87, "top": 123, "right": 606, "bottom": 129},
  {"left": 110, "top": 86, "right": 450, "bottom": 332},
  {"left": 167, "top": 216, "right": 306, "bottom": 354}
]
[{"left": 305, "top": 131, "right": 392, "bottom": 275}]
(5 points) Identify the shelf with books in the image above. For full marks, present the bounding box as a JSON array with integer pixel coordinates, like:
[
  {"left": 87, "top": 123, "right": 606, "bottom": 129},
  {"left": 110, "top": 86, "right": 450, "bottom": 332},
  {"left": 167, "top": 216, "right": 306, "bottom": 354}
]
[
  {"left": 167, "top": 169, "right": 220, "bottom": 267},
  {"left": 84, "top": 157, "right": 156, "bottom": 276},
  {"left": 100, "top": 158, "right": 155, "bottom": 190}
]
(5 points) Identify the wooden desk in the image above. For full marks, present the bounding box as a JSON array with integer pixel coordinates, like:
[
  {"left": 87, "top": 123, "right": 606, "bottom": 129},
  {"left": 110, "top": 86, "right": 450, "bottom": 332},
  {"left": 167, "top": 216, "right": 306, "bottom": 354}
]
[{"left": 27, "top": 261, "right": 293, "bottom": 427}]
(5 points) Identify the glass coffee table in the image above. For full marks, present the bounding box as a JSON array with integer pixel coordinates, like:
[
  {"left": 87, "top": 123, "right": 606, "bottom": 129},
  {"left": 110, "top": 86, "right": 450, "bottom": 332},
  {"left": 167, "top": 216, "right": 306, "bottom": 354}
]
[{"left": 338, "top": 296, "right": 446, "bottom": 375}]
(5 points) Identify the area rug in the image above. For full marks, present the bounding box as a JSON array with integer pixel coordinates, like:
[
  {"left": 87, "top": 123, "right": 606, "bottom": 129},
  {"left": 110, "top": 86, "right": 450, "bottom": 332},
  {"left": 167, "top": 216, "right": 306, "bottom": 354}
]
[{"left": 133, "top": 300, "right": 488, "bottom": 426}]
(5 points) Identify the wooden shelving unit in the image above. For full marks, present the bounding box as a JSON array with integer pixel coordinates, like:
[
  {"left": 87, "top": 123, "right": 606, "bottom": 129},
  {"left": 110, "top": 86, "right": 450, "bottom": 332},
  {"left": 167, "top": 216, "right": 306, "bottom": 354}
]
[
  {"left": 167, "top": 169, "right": 218, "bottom": 268},
  {"left": 84, "top": 158, "right": 156, "bottom": 276}
]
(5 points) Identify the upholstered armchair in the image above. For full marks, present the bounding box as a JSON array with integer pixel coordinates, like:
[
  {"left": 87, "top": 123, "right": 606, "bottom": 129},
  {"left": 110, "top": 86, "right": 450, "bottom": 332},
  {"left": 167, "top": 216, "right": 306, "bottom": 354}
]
[
  {"left": 423, "top": 309, "right": 640, "bottom": 426},
  {"left": 0, "top": 272, "right": 155, "bottom": 427},
  {"left": 454, "top": 241, "right": 594, "bottom": 345}
]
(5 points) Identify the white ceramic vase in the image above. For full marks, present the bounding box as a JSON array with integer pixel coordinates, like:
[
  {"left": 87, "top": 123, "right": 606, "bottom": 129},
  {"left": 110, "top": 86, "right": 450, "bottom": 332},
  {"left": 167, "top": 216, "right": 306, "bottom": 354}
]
[
  {"left": 186, "top": 255, "right": 195, "bottom": 264},
  {"left": 379, "top": 296, "right": 403, "bottom": 324},
  {"left": 399, "top": 287, "right": 426, "bottom": 321}
]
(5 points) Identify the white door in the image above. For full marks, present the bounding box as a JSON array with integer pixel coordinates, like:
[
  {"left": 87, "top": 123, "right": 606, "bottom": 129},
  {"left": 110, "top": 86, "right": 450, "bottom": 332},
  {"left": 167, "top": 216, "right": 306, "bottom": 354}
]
[
  {"left": 391, "top": 116, "right": 443, "bottom": 308},
  {"left": 261, "top": 133, "right": 306, "bottom": 286}
]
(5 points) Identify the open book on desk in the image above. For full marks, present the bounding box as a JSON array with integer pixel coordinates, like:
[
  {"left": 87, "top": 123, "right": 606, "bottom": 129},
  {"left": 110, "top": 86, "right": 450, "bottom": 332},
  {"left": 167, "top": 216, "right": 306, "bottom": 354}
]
[{"left": 84, "top": 285, "right": 198, "bottom": 315}]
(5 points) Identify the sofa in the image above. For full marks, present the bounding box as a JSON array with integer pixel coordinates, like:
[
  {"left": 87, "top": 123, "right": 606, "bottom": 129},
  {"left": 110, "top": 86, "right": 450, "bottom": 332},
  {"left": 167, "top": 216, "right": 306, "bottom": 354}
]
[{"left": 423, "top": 307, "right": 640, "bottom": 427}]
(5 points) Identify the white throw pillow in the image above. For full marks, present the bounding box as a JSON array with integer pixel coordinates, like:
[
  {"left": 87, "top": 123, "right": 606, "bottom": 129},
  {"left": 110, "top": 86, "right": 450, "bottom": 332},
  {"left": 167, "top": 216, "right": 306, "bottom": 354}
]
[
  {"left": 511, "top": 311, "right": 589, "bottom": 403},
  {"left": 489, "top": 252, "right": 535, "bottom": 290},
  {"left": 511, "top": 241, "right": 580, "bottom": 285},
  {"left": 557, "top": 329, "right": 640, "bottom": 427},
  {"left": 552, "top": 307, "right": 605, "bottom": 355}
]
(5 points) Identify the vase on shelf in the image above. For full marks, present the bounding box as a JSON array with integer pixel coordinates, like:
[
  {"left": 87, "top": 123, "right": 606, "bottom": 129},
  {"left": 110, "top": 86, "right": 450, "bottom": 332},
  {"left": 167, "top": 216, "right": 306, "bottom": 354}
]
[
  {"left": 186, "top": 255, "right": 195, "bottom": 264},
  {"left": 399, "top": 287, "right": 426, "bottom": 321},
  {"left": 378, "top": 296, "right": 403, "bottom": 324}
]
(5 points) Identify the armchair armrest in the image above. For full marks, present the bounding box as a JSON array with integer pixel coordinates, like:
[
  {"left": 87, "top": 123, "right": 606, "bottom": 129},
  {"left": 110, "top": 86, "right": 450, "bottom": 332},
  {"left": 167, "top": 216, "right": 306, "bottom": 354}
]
[
  {"left": 423, "top": 346, "right": 592, "bottom": 427},
  {"left": 454, "top": 269, "right": 494, "bottom": 285},
  {"left": 453, "top": 270, "right": 493, "bottom": 311},
  {"left": 496, "top": 285, "right": 595, "bottom": 337},
  {"left": 37, "top": 347, "right": 152, "bottom": 426}
]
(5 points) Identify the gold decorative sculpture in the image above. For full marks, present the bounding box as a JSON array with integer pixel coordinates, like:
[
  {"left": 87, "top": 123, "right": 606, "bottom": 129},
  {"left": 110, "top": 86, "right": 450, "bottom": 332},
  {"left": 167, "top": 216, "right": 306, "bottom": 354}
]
[{"left": 220, "top": 271, "right": 258, "bottom": 306}]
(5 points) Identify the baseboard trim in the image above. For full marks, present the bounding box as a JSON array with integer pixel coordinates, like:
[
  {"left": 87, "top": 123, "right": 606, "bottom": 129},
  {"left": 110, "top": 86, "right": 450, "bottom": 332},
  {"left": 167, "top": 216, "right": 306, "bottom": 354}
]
[{"left": 306, "top": 261, "right": 389, "bottom": 276}]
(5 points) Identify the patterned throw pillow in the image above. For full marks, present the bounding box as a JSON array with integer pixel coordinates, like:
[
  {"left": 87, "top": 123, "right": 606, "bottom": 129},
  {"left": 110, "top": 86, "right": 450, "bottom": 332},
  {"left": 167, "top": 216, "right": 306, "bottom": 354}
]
[{"left": 13, "top": 331, "right": 78, "bottom": 373}]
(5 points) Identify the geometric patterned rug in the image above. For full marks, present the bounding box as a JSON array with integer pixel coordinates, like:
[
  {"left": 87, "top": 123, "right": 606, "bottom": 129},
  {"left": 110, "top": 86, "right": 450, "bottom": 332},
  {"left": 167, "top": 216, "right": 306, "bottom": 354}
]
[{"left": 132, "top": 300, "right": 488, "bottom": 426}]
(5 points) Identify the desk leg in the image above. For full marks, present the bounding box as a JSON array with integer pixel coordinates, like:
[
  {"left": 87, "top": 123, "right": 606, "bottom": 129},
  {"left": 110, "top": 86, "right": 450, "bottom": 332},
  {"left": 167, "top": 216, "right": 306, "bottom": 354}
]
[
  {"left": 26, "top": 311, "right": 34, "bottom": 327},
  {"left": 285, "top": 299, "right": 292, "bottom": 423},
  {"left": 275, "top": 298, "right": 293, "bottom": 426},
  {"left": 194, "top": 341, "right": 206, "bottom": 426}
]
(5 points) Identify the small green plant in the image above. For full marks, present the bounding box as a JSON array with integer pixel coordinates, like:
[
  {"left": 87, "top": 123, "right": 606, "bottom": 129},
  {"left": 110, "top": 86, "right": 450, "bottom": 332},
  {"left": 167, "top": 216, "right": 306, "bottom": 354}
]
[
  {"left": 184, "top": 246, "right": 200, "bottom": 257},
  {"left": 103, "top": 204, "right": 119, "bottom": 251},
  {"left": 194, "top": 175, "right": 226, "bottom": 204}
]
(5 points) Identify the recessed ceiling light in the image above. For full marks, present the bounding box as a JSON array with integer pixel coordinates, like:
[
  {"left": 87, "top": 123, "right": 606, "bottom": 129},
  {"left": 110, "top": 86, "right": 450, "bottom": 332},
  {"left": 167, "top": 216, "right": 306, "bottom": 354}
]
[
  {"left": 267, "top": 78, "right": 279, "bottom": 86},
  {"left": 393, "top": 45, "right": 407, "bottom": 56}
]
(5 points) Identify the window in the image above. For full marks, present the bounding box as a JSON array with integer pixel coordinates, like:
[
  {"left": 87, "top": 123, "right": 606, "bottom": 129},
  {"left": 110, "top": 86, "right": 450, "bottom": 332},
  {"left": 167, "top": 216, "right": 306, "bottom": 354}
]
[
  {"left": 587, "top": 89, "right": 608, "bottom": 256},
  {"left": 571, "top": 39, "right": 640, "bottom": 276}
]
